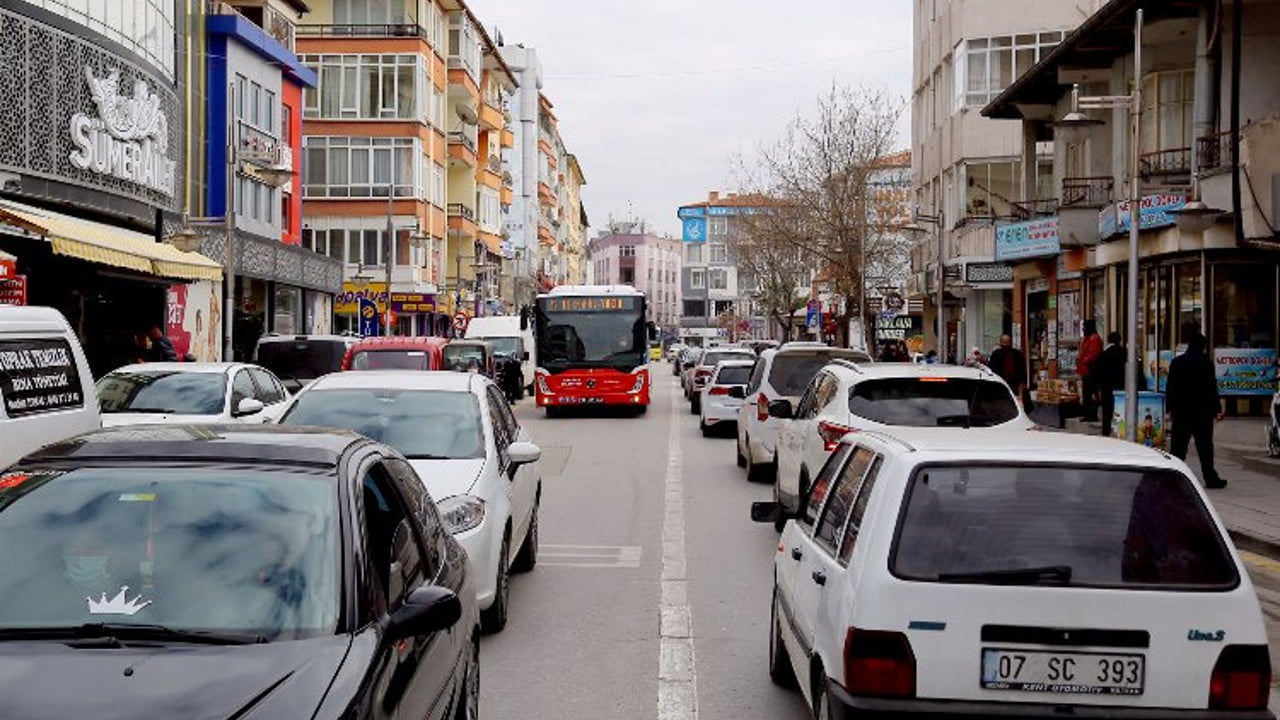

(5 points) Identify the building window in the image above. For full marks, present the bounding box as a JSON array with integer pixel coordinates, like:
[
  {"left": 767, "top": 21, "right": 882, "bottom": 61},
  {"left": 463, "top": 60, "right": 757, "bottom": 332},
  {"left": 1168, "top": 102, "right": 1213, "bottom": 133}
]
[
  {"left": 1140, "top": 70, "right": 1194, "bottom": 155},
  {"left": 956, "top": 31, "right": 1064, "bottom": 108},
  {"left": 333, "top": 0, "right": 409, "bottom": 24},
  {"left": 620, "top": 245, "right": 636, "bottom": 257},
  {"left": 962, "top": 161, "right": 1018, "bottom": 218},
  {"left": 691, "top": 269, "right": 705, "bottom": 289},
  {"left": 709, "top": 242, "right": 728, "bottom": 263},
  {"left": 683, "top": 299, "right": 705, "bottom": 317},
  {"left": 478, "top": 188, "right": 501, "bottom": 233},
  {"left": 303, "top": 136, "right": 422, "bottom": 198},
  {"left": 305, "top": 218, "right": 420, "bottom": 267},
  {"left": 303, "top": 54, "right": 426, "bottom": 121},
  {"left": 447, "top": 11, "right": 482, "bottom": 84},
  {"left": 709, "top": 269, "right": 728, "bottom": 290},
  {"left": 708, "top": 216, "right": 729, "bottom": 235},
  {"left": 42, "top": 0, "right": 177, "bottom": 78},
  {"left": 621, "top": 268, "right": 635, "bottom": 284},
  {"left": 685, "top": 243, "right": 702, "bottom": 263}
]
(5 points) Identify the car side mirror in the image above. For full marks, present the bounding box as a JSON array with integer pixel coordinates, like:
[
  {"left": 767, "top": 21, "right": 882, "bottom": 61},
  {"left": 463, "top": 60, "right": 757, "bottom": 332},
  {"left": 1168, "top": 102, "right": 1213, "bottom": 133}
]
[
  {"left": 768, "top": 399, "right": 794, "bottom": 420},
  {"left": 508, "top": 440, "right": 541, "bottom": 466},
  {"left": 387, "top": 585, "right": 461, "bottom": 640},
  {"left": 728, "top": 386, "right": 747, "bottom": 400},
  {"left": 751, "top": 501, "right": 787, "bottom": 524},
  {"left": 234, "top": 397, "right": 265, "bottom": 417}
]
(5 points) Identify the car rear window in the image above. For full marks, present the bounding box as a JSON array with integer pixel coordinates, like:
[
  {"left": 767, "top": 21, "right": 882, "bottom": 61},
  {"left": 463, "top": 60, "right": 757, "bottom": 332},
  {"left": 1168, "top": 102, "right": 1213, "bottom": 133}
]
[
  {"left": 891, "top": 464, "right": 1238, "bottom": 589},
  {"left": 351, "top": 350, "right": 431, "bottom": 371},
  {"left": 256, "top": 340, "right": 348, "bottom": 382},
  {"left": 767, "top": 351, "right": 864, "bottom": 396},
  {"left": 848, "top": 378, "right": 1019, "bottom": 426},
  {"left": 702, "top": 351, "right": 753, "bottom": 368},
  {"left": 715, "top": 365, "right": 751, "bottom": 385}
]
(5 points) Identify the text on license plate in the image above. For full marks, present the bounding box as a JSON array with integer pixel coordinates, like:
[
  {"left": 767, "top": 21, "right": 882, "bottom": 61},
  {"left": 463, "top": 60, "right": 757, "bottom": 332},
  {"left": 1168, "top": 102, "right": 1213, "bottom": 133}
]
[{"left": 981, "top": 648, "right": 1144, "bottom": 695}]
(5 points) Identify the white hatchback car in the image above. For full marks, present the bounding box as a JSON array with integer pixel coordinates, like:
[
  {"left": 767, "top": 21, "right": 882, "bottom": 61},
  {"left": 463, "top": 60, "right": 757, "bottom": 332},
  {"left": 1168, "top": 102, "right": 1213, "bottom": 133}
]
[
  {"left": 97, "top": 362, "right": 292, "bottom": 427},
  {"left": 754, "top": 428, "right": 1272, "bottom": 718},
  {"left": 276, "top": 370, "right": 541, "bottom": 633},
  {"left": 737, "top": 344, "right": 871, "bottom": 483},
  {"left": 698, "top": 359, "right": 754, "bottom": 436},
  {"left": 773, "top": 361, "right": 1032, "bottom": 514},
  {"left": 687, "top": 347, "right": 756, "bottom": 413}
]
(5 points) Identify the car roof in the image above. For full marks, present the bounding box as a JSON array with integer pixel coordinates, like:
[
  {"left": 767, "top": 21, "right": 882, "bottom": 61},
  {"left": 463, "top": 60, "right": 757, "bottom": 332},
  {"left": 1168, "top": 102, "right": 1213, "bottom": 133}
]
[
  {"left": 851, "top": 427, "right": 1180, "bottom": 468},
  {"left": 0, "top": 305, "right": 73, "bottom": 333},
  {"left": 349, "top": 336, "right": 448, "bottom": 351},
  {"left": 713, "top": 359, "right": 755, "bottom": 368},
  {"left": 19, "top": 424, "right": 369, "bottom": 467},
  {"left": 306, "top": 370, "right": 480, "bottom": 392},
  {"left": 256, "top": 334, "right": 356, "bottom": 344},
  {"left": 107, "top": 362, "right": 243, "bottom": 375},
  {"left": 828, "top": 362, "right": 1001, "bottom": 382}
]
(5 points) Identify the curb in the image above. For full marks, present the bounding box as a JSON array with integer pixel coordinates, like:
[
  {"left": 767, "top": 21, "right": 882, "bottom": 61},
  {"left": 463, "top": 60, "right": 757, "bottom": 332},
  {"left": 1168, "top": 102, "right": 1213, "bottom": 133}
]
[
  {"left": 1242, "top": 454, "right": 1280, "bottom": 479},
  {"left": 1229, "top": 528, "right": 1280, "bottom": 561}
]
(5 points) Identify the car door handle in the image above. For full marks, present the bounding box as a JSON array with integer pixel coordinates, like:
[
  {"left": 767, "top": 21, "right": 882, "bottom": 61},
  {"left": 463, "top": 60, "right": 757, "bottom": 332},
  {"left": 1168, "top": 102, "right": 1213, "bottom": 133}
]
[
  {"left": 811, "top": 570, "right": 827, "bottom": 586},
  {"left": 790, "top": 548, "right": 803, "bottom": 561}
]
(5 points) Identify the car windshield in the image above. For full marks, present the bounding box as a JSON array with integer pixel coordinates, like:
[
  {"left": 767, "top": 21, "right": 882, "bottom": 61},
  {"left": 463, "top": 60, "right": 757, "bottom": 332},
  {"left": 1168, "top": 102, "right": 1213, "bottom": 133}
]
[
  {"left": 848, "top": 378, "right": 1020, "bottom": 427},
  {"left": 96, "top": 371, "right": 226, "bottom": 415},
  {"left": 0, "top": 466, "right": 338, "bottom": 639},
  {"left": 482, "top": 337, "right": 521, "bottom": 357},
  {"left": 256, "top": 340, "right": 348, "bottom": 382},
  {"left": 351, "top": 350, "right": 431, "bottom": 371},
  {"left": 714, "top": 365, "right": 752, "bottom": 385},
  {"left": 280, "top": 389, "right": 484, "bottom": 460},
  {"left": 535, "top": 305, "right": 646, "bottom": 371},
  {"left": 892, "top": 464, "right": 1238, "bottom": 589},
  {"left": 443, "top": 346, "right": 487, "bottom": 372},
  {"left": 768, "top": 351, "right": 865, "bottom": 396}
]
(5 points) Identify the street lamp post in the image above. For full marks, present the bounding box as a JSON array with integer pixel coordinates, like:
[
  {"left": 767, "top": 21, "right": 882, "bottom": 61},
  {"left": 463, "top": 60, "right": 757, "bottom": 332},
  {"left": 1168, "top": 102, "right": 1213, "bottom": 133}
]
[{"left": 904, "top": 208, "right": 945, "bottom": 360}]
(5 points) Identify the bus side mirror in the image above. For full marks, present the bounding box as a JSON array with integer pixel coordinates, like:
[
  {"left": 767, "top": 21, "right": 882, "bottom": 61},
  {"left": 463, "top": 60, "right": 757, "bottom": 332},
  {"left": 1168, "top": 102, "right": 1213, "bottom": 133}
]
[
  {"left": 647, "top": 321, "right": 658, "bottom": 342},
  {"left": 520, "top": 306, "right": 530, "bottom": 331}
]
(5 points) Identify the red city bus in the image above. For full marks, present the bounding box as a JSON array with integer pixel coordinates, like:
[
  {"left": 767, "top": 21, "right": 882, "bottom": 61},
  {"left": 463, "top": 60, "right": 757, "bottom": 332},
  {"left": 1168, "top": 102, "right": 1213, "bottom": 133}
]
[{"left": 534, "top": 285, "right": 654, "bottom": 414}]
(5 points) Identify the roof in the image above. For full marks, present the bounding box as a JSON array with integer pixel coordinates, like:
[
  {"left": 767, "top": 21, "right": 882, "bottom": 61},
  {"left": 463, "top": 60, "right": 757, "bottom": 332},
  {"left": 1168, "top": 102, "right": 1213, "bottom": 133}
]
[
  {"left": 107, "top": 362, "right": 243, "bottom": 375},
  {"left": 827, "top": 362, "right": 1002, "bottom": 381},
  {"left": 982, "top": 0, "right": 1201, "bottom": 120},
  {"left": 677, "top": 192, "right": 775, "bottom": 211},
  {"left": 855, "top": 427, "right": 1180, "bottom": 467},
  {"left": 21, "top": 424, "right": 368, "bottom": 467},
  {"left": 306, "top": 370, "right": 480, "bottom": 393},
  {"left": 0, "top": 306, "right": 73, "bottom": 333},
  {"left": 540, "top": 284, "right": 645, "bottom": 297},
  {"left": 349, "top": 336, "right": 449, "bottom": 351},
  {"left": 256, "top": 334, "right": 357, "bottom": 345}
]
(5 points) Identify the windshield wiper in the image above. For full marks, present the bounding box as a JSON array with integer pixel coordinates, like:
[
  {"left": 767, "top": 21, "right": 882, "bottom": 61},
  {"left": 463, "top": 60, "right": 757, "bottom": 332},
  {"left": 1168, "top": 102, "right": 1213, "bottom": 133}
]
[
  {"left": 937, "top": 565, "right": 1073, "bottom": 586},
  {"left": 0, "top": 623, "right": 267, "bottom": 646},
  {"left": 403, "top": 453, "right": 453, "bottom": 460}
]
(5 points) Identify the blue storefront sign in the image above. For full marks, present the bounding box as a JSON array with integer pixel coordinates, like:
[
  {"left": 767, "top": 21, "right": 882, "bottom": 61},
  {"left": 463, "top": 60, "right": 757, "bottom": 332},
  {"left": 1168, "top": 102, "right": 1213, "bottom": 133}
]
[
  {"left": 1098, "top": 193, "right": 1187, "bottom": 239},
  {"left": 358, "top": 296, "right": 381, "bottom": 337},
  {"left": 995, "top": 217, "right": 1061, "bottom": 261},
  {"left": 678, "top": 206, "right": 705, "bottom": 219},
  {"left": 682, "top": 216, "right": 707, "bottom": 243}
]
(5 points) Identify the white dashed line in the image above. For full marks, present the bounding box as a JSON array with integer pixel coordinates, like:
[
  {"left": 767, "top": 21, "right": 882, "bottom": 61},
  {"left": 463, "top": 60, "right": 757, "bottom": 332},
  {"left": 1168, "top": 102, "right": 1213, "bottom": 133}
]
[{"left": 659, "top": 380, "right": 698, "bottom": 720}]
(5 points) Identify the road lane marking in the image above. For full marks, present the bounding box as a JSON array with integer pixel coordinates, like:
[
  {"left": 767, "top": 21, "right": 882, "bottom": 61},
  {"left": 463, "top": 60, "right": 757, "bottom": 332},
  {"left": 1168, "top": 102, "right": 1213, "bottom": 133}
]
[
  {"left": 1242, "top": 550, "right": 1280, "bottom": 575},
  {"left": 659, "top": 380, "right": 698, "bottom": 720},
  {"left": 537, "top": 544, "right": 642, "bottom": 568}
]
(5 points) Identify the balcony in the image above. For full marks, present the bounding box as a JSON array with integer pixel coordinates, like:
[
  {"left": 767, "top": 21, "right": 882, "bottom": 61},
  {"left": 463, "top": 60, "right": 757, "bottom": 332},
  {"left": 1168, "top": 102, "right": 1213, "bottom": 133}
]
[
  {"left": 447, "top": 132, "right": 477, "bottom": 168},
  {"left": 1196, "top": 131, "right": 1234, "bottom": 177},
  {"left": 211, "top": 2, "right": 297, "bottom": 50},
  {"left": 447, "top": 203, "right": 476, "bottom": 237},
  {"left": 1138, "top": 147, "right": 1192, "bottom": 181},
  {"left": 500, "top": 129, "right": 515, "bottom": 149},
  {"left": 296, "top": 24, "right": 429, "bottom": 41},
  {"left": 1061, "top": 176, "right": 1114, "bottom": 208},
  {"left": 479, "top": 104, "right": 503, "bottom": 131},
  {"left": 1008, "top": 198, "right": 1059, "bottom": 221}
]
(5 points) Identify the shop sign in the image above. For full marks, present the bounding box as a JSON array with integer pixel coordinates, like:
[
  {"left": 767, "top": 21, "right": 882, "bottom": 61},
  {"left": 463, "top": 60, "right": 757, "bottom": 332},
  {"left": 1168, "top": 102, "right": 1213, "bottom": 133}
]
[
  {"left": 0, "top": 276, "right": 27, "bottom": 306},
  {"left": 995, "top": 217, "right": 1060, "bottom": 261},
  {"left": 682, "top": 216, "right": 706, "bottom": 243},
  {"left": 883, "top": 291, "right": 905, "bottom": 312},
  {"left": 1098, "top": 193, "right": 1187, "bottom": 239},
  {"left": 0, "top": 338, "right": 85, "bottom": 417},
  {"left": 391, "top": 293, "right": 437, "bottom": 313},
  {"left": 358, "top": 297, "right": 380, "bottom": 337},
  {"left": 68, "top": 68, "right": 176, "bottom": 198},
  {"left": 874, "top": 314, "right": 921, "bottom": 342},
  {"left": 964, "top": 262, "right": 1013, "bottom": 284},
  {"left": 0, "top": 256, "right": 14, "bottom": 280},
  {"left": 1214, "top": 348, "right": 1278, "bottom": 395},
  {"left": 677, "top": 207, "right": 705, "bottom": 219},
  {"left": 1112, "top": 391, "right": 1169, "bottom": 450},
  {"left": 335, "top": 282, "right": 387, "bottom": 314}
]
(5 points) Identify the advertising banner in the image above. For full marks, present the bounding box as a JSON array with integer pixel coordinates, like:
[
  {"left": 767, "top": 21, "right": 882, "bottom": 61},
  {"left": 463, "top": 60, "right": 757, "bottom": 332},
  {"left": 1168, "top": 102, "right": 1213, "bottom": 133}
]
[
  {"left": 995, "top": 217, "right": 1060, "bottom": 261},
  {"left": 0, "top": 276, "right": 27, "bottom": 306},
  {"left": 681, "top": 217, "right": 707, "bottom": 243},
  {"left": 358, "top": 297, "right": 381, "bottom": 337},
  {"left": 1112, "top": 391, "right": 1169, "bottom": 450},
  {"left": 1098, "top": 193, "right": 1187, "bottom": 239},
  {"left": 0, "top": 338, "right": 85, "bottom": 418},
  {"left": 1214, "top": 348, "right": 1278, "bottom": 396},
  {"left": 390, "top": 293, "right": 436, "bottom": 313},
  {"left": 336, "top": 282, "right": 387, "bottom": 315}
]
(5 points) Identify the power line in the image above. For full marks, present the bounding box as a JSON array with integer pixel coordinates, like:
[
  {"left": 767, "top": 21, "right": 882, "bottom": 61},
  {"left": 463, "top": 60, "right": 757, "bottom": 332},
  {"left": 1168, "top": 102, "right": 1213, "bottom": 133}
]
[{"left": 544, "top": 46, "right": 908, "bottom": 81}]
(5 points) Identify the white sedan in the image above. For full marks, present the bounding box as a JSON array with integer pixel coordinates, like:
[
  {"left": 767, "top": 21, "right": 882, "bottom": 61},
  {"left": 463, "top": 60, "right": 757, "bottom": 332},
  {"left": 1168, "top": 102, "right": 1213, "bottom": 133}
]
[
  {"left": 96, "top": 362, "right": 291, "bottom": 427},
  {"left": 276, "top": 370, "right": 542, "bottom": 633}
]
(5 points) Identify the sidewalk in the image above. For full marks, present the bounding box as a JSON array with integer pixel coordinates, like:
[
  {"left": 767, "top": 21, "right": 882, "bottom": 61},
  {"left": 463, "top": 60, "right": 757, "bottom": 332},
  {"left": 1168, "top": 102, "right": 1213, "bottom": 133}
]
[{"left": 1059, "top": 416, "right": 1280, "bottom": 557}]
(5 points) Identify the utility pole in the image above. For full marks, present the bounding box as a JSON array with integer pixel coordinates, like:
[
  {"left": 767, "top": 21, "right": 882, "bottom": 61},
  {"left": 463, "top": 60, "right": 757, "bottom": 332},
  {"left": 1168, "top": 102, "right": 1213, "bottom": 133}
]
[
  {"left": 384, "top": 162, "right": 394, "bottom": 336},
  {"left": 223, "top": 85, "right": 236, "bottom": 361}
]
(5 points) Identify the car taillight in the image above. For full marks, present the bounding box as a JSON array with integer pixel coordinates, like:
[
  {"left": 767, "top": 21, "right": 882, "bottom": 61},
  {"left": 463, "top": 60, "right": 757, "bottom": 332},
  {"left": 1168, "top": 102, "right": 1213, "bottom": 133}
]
[
  {"left": 695, "top": 369, "right": 712, "bottom": 379},
  {"left": 818, "top": 420, "right": 854, "bottom": 452},
  {"left": 708, "top": 386, "right": 730, "bottom": 395},
  {"left": 757, "top": 394, "right": 771, "bottom": 422},
  {"left": 1209, "top": 645, "right": 1271, "bottom": 710},
  {"left": 844, "top": 628, "right": 916, "bottom": 699}
]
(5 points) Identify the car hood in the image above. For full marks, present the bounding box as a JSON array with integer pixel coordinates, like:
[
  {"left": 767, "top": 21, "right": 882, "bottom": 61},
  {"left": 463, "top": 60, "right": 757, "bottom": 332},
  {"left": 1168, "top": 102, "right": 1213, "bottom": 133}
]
[
  {"left": 406, "top": 458, "right": 487, "bottom": 500},
  {"left": 101, "top": 412, "right": 227, "bottom": 427},
  {"left": 0, "top": 635, "right": 352, "bottom": 720}
]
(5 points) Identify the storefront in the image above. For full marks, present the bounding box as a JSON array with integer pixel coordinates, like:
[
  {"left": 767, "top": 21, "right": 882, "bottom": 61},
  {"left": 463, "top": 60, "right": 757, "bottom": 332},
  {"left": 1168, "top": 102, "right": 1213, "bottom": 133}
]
[
  {"left": 334, "top": 281, "right": 449, "bottom": 337},
  {"left": 957, "top": 261, "right": 1014, "bottom": 356}
]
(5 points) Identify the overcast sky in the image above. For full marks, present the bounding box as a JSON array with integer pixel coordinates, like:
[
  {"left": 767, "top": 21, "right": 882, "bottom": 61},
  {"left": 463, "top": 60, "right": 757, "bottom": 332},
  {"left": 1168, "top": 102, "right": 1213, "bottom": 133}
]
[{"left": 471, "top": 0, "right": 913, "bottom": 237}]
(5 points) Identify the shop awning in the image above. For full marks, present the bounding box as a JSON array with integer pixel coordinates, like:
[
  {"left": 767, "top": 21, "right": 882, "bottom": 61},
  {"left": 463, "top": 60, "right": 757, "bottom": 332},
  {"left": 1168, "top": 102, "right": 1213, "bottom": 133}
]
[
  {"left": 0, "top": 248, "right": 15, "bottom": 280},
  {"left": 479, "top": 231, "right": 503, "bottom": 256},
  {"left": 0, "top": 200, "right": 223, "bottom": 282}
]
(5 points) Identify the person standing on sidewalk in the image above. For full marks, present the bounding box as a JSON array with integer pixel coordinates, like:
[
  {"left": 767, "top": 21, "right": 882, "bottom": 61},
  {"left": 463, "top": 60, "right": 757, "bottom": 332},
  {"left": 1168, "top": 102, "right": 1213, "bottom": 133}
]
[
  {"left": 1077, "top": 319, "right": 1103, "bottom": 421},
  {"left": 1095, "top": 331, "right": 1128, "bottom": 438},
  {"left": 990, "top": 334, "right": 1027, "bottom": 406},
  {"left": 1166, "top": 331, "right": 1226, "bottom": 489}
]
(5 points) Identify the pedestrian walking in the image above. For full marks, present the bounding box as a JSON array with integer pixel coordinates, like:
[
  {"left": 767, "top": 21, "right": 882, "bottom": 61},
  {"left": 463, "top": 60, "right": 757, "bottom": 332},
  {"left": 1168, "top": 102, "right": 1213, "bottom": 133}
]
[
  {"left": 146, "top": 326, "right": 178, "bottom": 362},
  {"left": 1077, "top": 319, "right": 1103, "bottom": 421},
  {"left": 1095, "top": 331, "right": 1127, "bottom": 438},
  {"left": 1165, "top": 331, "right": 1226, "bottom": 489},
  {"left": 988, "top": 334, "right": 1027, "bottom": 405}
]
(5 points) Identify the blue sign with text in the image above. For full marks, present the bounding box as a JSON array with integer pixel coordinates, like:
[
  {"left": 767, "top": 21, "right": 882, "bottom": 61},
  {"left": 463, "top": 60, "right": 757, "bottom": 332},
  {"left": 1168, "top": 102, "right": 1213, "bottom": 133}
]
[
  {"left": 678, "top": 206, "right": 705, "bottom": 219},
  {"left": 682, "top": 217, "right": 707, "bottom": 243},
  {"left": 358, "top": 296, "right": 381, "bottom": 337},
  {"left": 995, "top": 217, "right": 1061, "bottom": 261},
  {"left": 1098, "top": 193, "right": 1188, "bottom": 239}
]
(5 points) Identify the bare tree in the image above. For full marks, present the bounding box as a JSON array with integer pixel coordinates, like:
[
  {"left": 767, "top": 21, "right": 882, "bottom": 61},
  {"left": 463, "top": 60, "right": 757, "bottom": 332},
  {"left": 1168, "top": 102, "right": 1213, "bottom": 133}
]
[
  {"left": 737, "top": 85, "right": 906, "bottom": 346},
  {"left": 733, "top": 204, "right": 812, "bottom": 340}
]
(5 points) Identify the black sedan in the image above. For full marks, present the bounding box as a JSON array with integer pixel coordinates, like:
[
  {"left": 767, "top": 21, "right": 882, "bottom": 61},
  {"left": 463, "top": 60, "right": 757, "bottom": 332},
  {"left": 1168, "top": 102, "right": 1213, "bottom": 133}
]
[{"left": 0, "top": 424, "right": 478, "bottom": 720}]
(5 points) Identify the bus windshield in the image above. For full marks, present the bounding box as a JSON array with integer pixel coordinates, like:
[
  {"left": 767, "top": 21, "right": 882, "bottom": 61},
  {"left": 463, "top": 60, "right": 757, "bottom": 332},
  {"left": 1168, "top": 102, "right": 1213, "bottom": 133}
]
[{"left": 536, "top": 296, "right": 646, "bottom": 373}]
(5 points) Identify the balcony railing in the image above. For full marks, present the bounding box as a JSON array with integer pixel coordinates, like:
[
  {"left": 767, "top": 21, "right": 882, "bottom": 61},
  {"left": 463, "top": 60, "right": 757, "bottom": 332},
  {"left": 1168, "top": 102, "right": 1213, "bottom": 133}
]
[
  {"left": 447, "top": 132, "right": 476, "bottom": 152},
  {"left": 1061, "top": 176, "right": 1115, "bottom": 208},
  {"left": 1138, "top": 147, "right": 1192, "bottom": 179},
  {"left": 1009, "top": 198, "right": 1059, "bottom": 221},
  {"left": 447, "top": 203, "right": 475, "bottom": 221},
  {"left": 1197, "top": 131, "right": 1235, "bottom": 176},
  {"left": 297, "top": 24, "right": 429, "bottom": 41}
]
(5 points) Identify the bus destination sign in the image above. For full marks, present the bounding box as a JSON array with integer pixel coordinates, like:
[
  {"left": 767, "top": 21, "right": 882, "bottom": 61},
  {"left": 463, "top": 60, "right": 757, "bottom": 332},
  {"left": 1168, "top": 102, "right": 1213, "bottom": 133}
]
[{"left": 541, "top": 296, "right": 638, "bottom": 312}]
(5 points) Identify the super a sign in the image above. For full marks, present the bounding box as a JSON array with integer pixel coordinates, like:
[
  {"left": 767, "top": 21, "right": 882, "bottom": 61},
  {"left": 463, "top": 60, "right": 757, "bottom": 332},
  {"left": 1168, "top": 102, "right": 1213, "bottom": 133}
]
[{"left": 0, "top": 338, "right": 84, "bottom": 417}]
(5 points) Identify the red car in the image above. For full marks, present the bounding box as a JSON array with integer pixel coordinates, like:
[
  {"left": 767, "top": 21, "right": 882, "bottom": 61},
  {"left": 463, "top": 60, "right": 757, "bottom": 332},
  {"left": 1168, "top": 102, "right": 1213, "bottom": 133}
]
[{"left": 340, "top": 336, "right": 448, "bottom": 372}]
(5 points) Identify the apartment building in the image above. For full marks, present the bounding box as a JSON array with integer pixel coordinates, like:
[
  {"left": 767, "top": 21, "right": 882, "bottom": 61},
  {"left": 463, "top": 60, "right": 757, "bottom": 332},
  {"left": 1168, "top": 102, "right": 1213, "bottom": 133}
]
[
  {"left": 587, "top": 222, "right": 681, "bottom": 329},
  {"left": 910, "top": 0, "right": 1106, "bottom": 360},
  {"left": 983, "top": 0, "right": 1280, "bottom": 418},
  {"left": 676, "top": 192, "right": 770, "bottom": 344}
]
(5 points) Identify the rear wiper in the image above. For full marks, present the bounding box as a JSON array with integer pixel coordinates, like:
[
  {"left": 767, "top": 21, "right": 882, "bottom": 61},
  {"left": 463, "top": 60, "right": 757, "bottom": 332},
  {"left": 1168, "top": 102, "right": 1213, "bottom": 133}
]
[
  {"left": 937, "top": 565, "right": 1073, "bottom": 586},
  {"left": 404, "top": 453, "right": 452, "bottom": 460},
  {"left": 0, "top": 623, "right": 267, "bottom": 645}
]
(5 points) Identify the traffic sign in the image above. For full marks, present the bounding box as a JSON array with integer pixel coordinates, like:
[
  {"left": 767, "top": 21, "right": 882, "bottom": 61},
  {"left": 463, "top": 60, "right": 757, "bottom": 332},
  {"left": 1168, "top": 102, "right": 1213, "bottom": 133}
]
[{"left": 452, "top": 312, "right": 470, "bottom": 332}]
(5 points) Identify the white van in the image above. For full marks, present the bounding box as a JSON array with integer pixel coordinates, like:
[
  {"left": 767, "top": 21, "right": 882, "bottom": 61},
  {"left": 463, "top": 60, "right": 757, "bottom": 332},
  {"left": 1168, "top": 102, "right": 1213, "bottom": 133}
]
[
  {"left": 0, "top": 306, "right": 100, "bottom": 469},
  {"left": 465, "top": 315, "right": 535, "bottom": 392}
]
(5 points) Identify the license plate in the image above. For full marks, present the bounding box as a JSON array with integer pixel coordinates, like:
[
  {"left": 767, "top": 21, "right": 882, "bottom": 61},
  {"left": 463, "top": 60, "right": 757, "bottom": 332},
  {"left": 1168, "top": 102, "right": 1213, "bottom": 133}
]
[{"left": 981, "top": 648, "right": 1144, "bottom": 695}]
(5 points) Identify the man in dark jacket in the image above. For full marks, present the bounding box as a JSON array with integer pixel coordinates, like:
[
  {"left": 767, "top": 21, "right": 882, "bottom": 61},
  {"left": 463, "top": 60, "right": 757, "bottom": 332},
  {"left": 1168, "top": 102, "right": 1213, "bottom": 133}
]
[
  {"left": 1165, "top": 331, "right": 1225, "bottom": 488},
  {"left": 1095, "top": 331, "right": 1127, "bottom": 438},
  {"left": 988, "top": 334, "right": 1027, "bottom": 403},
  {"left": 146, "top": 326, "right": 178, "bottom": 362}
]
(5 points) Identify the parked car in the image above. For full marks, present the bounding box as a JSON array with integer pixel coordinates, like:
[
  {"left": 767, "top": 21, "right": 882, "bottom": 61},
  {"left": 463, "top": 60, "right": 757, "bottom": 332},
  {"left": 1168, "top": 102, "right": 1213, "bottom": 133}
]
[
  {"left": 736, "top": 344, "right": 871, "bottom": 484},
  {"left": 253, "top": 333, "right": 357, "bottom": 393},
  {"left": 687, "top": 347, "right": 756, "bottom": 413},
  {"left": 752, "top": 427, "right": 1271, "bottom": 718},
  {"left": 340, "top": 336, "right": 448, "bottom": 371},
  {"left": 773, "top": 361, "right": 1031, "bottom": 515},
  {"left": 96, "top": 362, "right": 291, "bottom": 427},
  {"left": 0, "top": 424, "right": 479, "bottom": 719},
  {"left": 678, "top": 346, "right": 703, "bottom": 381},
  {"left": 698, "top": 359, "right": 754, "bottom": 437},
  {"left": 442, "top": 339, "right": 497, "bottom": 380},
  {"left": 745, "top": 339, "right": 780, "bottom": 355},
  {"left": 0, "top": 306, "right": 100, "bottom": 470},
  {"left": 465, "top": 314, "right": 535, "bottom": 395},
  {"left": 277, "top": 371, "right": 541, "bottom": 633}
]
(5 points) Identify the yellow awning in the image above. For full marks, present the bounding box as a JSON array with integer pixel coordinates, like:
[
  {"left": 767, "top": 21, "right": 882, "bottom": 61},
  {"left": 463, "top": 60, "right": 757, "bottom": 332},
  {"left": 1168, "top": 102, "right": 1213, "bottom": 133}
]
[
  {"left": 478, "top": 231, "right": 503, "bottom": 256},
  {"left": 0, "top": 200, "right": 223, "bottom": 282}
]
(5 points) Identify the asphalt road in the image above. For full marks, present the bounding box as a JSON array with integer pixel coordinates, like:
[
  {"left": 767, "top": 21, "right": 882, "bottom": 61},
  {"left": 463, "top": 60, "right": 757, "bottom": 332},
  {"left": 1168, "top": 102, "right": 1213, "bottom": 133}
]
[{"left": 479, "top": 365, "right": 809, "bottom": 719}]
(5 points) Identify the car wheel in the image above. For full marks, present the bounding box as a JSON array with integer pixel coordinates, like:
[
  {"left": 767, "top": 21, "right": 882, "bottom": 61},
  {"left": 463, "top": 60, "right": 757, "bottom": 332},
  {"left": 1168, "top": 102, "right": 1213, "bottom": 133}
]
[
  {"left": 813, "top": 676, "right": 831, "bottom": 720},
  {"left": 546, "top": 406, "right": 562, "bottom": 419},
  {"left": 690, "top": 396, "right": 701, "bottom": 415},
  {"left": 736, "top": 435, "right": 747, "bottom": 468},
  {"left": 481, "top": 531, "right": 511, "bottom": 633},
  {"left": 512, "top": 383, "right": 524, "bottom": 401},
  {"left": 770, "top": 587, "right": 798, "bottom": 688},
  {"left": 456, "top": 637, "right": 479, "bottom": 720},
  {"left": 747, "top": 447, "right": 775, "bottom": 485},
  {"left": 700, "top": 420, "right": 712, "bottom": 437},
  {"left": 512, "top": 500, "right": 539, "bottom": 573}
]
